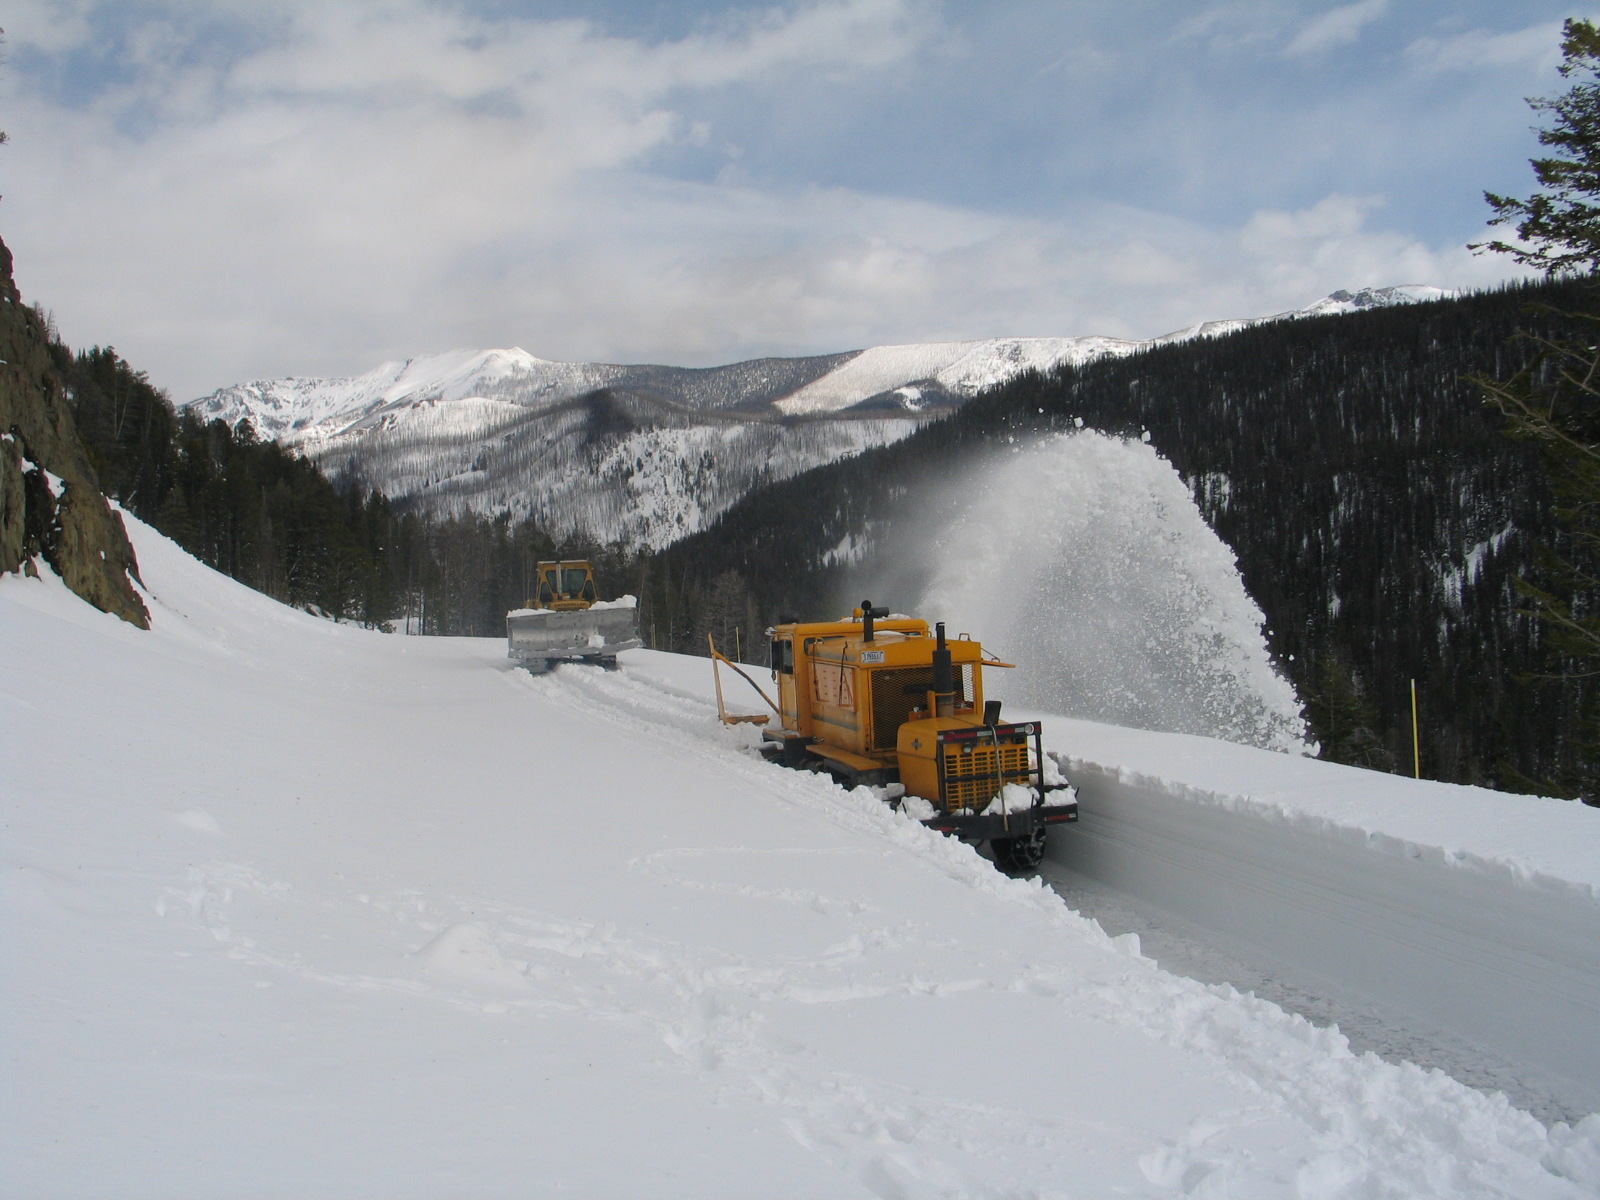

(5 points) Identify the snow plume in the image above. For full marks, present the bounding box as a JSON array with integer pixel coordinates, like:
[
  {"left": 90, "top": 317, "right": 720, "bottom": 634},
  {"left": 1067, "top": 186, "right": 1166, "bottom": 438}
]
[{"left": 919, "top": 432, "right": 1311, "bottom": 753}]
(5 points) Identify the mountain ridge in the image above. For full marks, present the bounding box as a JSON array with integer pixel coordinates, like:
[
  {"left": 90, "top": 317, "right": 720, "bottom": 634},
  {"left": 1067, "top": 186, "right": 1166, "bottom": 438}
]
[
  {"left": 189, "top": 285, "right": 1454, "bottom": 436},
  {"left": 183, "top": 285, "right": 1454, "bottom": 548}
]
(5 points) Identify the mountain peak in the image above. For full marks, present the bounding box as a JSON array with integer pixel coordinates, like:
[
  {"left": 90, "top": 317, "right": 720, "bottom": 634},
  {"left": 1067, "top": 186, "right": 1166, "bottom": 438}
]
[{"left": 1298, "top": 285, "right": 1455, "bottom": 317}]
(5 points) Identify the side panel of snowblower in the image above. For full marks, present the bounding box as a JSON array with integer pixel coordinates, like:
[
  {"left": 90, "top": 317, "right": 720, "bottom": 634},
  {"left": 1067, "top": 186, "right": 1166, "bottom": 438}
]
[{"left": 724, "top": 601, "right": 1076, "bottom": 870}]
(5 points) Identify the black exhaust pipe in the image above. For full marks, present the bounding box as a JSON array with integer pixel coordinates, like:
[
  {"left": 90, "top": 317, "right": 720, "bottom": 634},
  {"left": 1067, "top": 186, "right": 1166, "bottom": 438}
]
[
  {"left": 861, "top": 599, "right": 888, "bottom": 643},
  {"left": 933, "top": 621, "right": 954, "bottom": 716}
]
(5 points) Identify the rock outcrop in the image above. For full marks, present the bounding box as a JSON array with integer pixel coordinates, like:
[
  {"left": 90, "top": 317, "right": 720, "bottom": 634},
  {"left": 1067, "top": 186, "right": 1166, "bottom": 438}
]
[{"left": 0, "top": 235, "right": 149, "bottom": 627}]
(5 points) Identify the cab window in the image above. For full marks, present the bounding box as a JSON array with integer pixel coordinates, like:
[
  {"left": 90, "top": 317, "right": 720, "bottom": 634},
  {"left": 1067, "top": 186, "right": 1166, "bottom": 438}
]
[{"left": 771, "top": 639, "right": 795, "bottom": 674}]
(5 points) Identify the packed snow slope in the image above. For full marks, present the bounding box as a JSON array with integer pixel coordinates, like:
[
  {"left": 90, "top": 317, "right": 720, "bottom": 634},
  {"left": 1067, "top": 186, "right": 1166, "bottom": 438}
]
[
  {"left": 5, "top": 517, "right": 1597, "bottom": 1199},
  {"left": 183, "top": 286, "right": 1451, "bottom": 547}
]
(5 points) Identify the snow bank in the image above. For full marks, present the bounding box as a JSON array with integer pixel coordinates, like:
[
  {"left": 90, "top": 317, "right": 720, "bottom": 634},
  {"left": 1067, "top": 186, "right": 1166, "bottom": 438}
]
[
  {"left": 1040, "top": 715, "right": 1600, "bottom": 1119},
  {"left": 1042, "top": 717, "right": 1600, "bottom": 893}
]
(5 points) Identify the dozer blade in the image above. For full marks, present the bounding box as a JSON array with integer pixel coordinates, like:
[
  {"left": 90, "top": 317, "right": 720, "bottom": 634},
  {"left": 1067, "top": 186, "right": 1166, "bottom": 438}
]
[{"left": 507, "top": 605, "right": 642, "bottom": 664}]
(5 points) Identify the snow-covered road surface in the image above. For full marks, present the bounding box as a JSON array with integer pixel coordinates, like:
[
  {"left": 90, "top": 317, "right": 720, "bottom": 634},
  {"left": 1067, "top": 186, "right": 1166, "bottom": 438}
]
[
  {"left": 1037, "top": 853, "right": 1593, "bottom": 1128},
  {"left": 3, "top": 517, "right": 1598, "bottom": 1198}
]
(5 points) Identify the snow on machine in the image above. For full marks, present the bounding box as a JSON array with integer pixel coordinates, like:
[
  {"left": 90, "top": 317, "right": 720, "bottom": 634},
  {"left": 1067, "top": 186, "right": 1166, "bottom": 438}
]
[
  {"left": 507, "top": 560, "right": 642, "bottom": 673},
  {"left": 710, "top": 601, "right": 1077, "bottom": 870}
]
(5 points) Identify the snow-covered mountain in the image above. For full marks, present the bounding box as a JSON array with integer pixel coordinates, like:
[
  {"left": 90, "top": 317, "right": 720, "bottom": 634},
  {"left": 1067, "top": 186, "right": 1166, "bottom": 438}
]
[{"left": 185, "top": 286, "right": 1455, "bottom": 548}]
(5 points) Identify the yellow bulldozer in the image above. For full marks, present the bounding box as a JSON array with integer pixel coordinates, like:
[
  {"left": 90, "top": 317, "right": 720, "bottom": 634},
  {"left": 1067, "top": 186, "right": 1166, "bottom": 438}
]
[
  {"left": 712, "top": 601, "right": 1076, "bottom": 870},
  {"left": 507, "top": 560, "right": 642, "bottom": 673}
]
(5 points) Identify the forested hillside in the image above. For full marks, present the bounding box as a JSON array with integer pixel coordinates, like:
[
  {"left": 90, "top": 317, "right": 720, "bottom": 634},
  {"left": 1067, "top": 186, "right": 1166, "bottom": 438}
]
[
  {"left": 645, "top": 277, "right": 1592, "bottom": 794},
  {"left": 57, "top": 343, "right": 639, "bottom": 634}
]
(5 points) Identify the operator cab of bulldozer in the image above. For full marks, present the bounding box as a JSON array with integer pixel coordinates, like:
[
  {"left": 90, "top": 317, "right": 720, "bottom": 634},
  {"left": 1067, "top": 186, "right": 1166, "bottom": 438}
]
[{"left": 534, "top": 561, "right": 599, "bottom": 611}]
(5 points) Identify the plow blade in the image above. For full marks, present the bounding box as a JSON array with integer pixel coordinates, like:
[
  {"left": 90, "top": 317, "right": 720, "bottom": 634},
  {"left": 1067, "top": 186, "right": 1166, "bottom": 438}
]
[{"left": 507, "top": 605, "right": 642, "bottom": 669}]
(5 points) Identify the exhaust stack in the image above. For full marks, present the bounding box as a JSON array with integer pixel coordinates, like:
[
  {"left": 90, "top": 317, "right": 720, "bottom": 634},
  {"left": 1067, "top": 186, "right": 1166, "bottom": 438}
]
[
  {"left": 933, "top": 621, "right": 955, "bottom": 717},
  {"left": 860, "top": 600, "right": 888, "bottom": 643}
]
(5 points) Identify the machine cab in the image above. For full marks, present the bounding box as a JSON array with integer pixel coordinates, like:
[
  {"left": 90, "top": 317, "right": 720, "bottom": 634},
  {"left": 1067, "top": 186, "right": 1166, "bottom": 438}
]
[{"left": 535, "top": 561, "right": 599, "bottom": 610}]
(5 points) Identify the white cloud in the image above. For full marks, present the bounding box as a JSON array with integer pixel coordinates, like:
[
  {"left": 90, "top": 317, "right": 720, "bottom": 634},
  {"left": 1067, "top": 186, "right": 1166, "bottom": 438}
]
[
  {"left": 1177, "top": 1, "right": 1294, "bottom": 52},
  {"left": 1404, "top": 21, "right": 1567, "bottom": 75},
  {"left": 3, "top": 107, "right": 1526, "bottom": 399},
  {"left": 3, "top": 0, "right": 95, "bottom": 55},
  {"left": 3, "top": 1, "right": 935, "bottom": 393},
  {"left": 647, "top": 187, "right": 1528, "bottom": 355},
  {"left": 0, "top": 1, "right": 1547, "bottom": 400},
  {"left": 1284, "top": 0, "right": 1388, "bottom": 57}
]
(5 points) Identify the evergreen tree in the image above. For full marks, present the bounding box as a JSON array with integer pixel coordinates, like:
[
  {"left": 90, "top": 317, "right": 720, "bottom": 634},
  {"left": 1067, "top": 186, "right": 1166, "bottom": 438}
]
[
  {"left": 1302, "top": 653, "right": 1392, "bottom": 772},
  {"left": 1480, "top": 20, "right": 1600, "bottom": 274},
  {"left": 1475, "top": 18, "right": 1600, "bottom": 798},
  {"left": 59, "top": 345, "right": 177, "bottom": 520}
]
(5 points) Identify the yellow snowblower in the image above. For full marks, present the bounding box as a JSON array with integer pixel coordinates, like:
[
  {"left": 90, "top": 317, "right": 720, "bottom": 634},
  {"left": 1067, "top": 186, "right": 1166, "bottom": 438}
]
[{"left": 711, "top": 601, "right": 1076, "bottom": 870}]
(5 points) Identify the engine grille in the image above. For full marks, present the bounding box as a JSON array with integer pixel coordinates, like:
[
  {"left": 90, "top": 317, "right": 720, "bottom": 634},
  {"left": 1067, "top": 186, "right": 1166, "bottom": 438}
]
[
  {"left": 868, "top": 665, "right": 972, "bottom": 750},
  {"left": 937, "top": 735, "right": 1032, "bottom": 812}
]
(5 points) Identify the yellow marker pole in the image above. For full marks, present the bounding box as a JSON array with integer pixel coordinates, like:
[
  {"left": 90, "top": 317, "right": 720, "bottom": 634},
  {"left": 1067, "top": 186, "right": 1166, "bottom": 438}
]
[{"left": 1410, "top": 678, "right": 1421, "bottom": 780}]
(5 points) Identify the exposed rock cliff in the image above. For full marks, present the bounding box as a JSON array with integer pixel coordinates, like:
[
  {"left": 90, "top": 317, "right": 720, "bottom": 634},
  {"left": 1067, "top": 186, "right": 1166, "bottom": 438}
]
[{"left": 0, "top": 235, "right": 148, "bottom": 627}]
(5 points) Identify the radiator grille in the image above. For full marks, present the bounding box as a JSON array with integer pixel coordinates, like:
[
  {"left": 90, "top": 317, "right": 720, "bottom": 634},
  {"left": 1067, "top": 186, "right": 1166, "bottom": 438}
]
[
  {"left": 938, "top": 738, "right": 1032, "bottom": 811},
  {"left": 868, "top": 665, "right": 972, "bottom": 750}
]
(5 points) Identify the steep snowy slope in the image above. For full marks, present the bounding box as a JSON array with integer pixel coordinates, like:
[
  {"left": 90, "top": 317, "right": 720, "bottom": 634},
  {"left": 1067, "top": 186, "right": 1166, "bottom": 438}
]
[
  {"left": 766, "top": 297, "right": 1402, "bottom": 418},
  {"left": 2, "top": 516, "right": 1596, "bottom": 1198},
  {"left": 184, "top": 286, "right": 1454, "bottom": 546},
  {"left": 770, "top": 335, "right": 1140, "bottom": 415}
]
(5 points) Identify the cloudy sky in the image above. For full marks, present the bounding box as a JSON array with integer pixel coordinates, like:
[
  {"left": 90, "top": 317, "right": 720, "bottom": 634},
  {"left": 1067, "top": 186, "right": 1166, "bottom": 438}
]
[{"left": 0, "top": 1, "right": 1583, "bottom": 401}]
